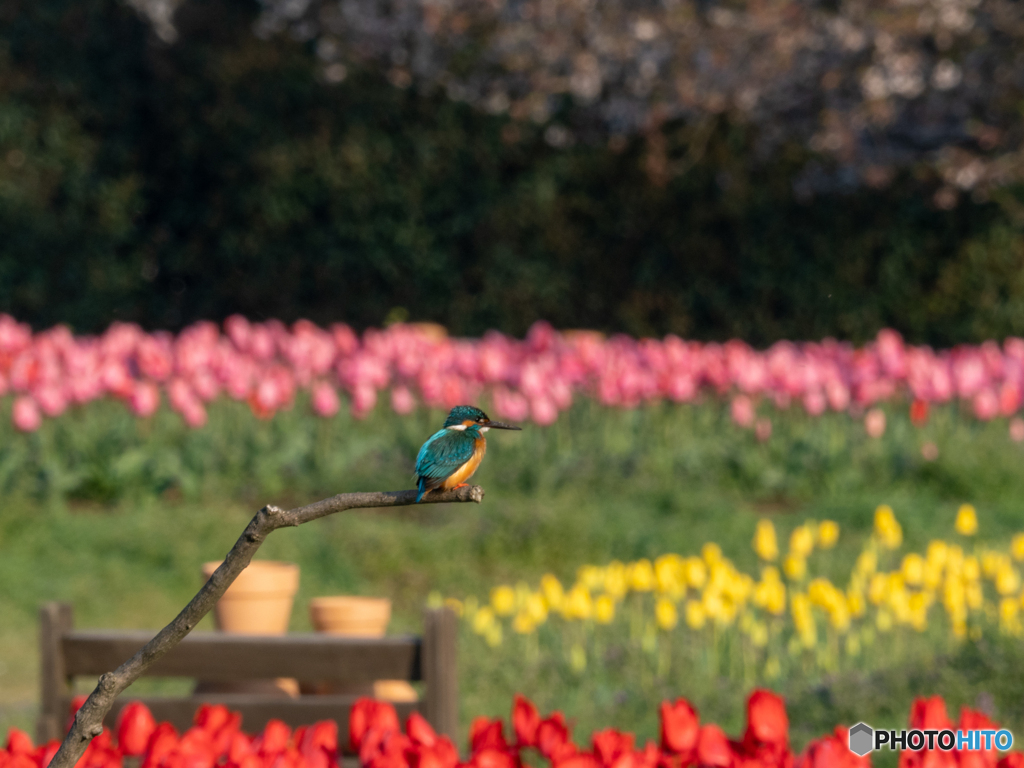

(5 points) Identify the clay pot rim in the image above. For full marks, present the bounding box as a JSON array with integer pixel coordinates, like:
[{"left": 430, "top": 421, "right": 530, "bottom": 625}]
[{"left": 203, "top": 560, "right": 300, "bottom": 597}]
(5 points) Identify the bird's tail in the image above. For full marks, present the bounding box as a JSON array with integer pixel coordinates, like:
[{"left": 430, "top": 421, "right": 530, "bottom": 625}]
[{"left": 415, "top": 477, "right": 428, "bottom": 503}]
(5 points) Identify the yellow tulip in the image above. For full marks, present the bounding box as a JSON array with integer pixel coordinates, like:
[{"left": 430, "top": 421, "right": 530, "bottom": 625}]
[
  {"left": 902, "top": 553, "right": 925, "bottom": 586},
  {"left": 541, "top": 574, "right": 565, "bottom": 610},
  {"left": 526, "top": 592, "right": 548, "bottom": 623},
  {"left": 702, "top": 543, "right": 723, "bottom": 566},
  {"left": 577, "top": 564, "right": 605, "bottom": 590},
  {"left": 996, "top": 563, "right": 1021, "bottom": 596},
  {"left": 964, "top": 557, "right": 981, "bottom": 581},
  {"left": 655, "top": 597, "right": 679, "bottom": 630},
  {"left": 874, "top": 505, "right": 903, "bottom": 549},
  {"left": 563, "top": 584, "right": 593, "bottom": 620},
  {"left": 473, "top": 606, "right": 496, "bottom": 634},
  {"left": 485, "top": 622, "right": 503, "bottom": 647},
  {"left": 789, "top": 525, "right": 815, "bottom": 559},
  {"left": 1013, "top": 534, "right": 1024, "bottom": 562},
  {"left": 847, "top": 590, "right": 865, "bottom": 617},
  {"left": 955, "top": 504, "right": 978, "bottom": 536},
  {"left": 655, "top": 554, "right": 686, "bottom": 597},
  {"left": 513, "top": 611, "right": 536, "bottom": 634},
  {"left": 685, "top": 557, "right": 708, "bottom": 588},
  {"left": 855, "top": 550, "right": 878, "bottom": 575},
  {"left": 783, "top": 554, "right": 806, "bottom": 581},
  {"left": 753, "top": 520, "right": 779, "bottom": 561},
  {"left": 868, "top": 574, "right": 887, "bottom": 604},
  {"left": 594, "top": 594, "right": 615, "bottom": 624},
  {"left": 605, "top": 561, "right": 628, "bottom": 599},
  {"left": 926, "top": 540, "right": 948, "bottom": 568},
  {"left": 629, "top": 559, "right": 656, "bottom": 591},
  {"left": 817, "top": 520, "right": 840, "bottom": 549},
  {"left": 685, "top": 599, "right": 706, "bottom": 629},
  {"left": 491, "top": 585, "right": 516, "bottom": 616}
]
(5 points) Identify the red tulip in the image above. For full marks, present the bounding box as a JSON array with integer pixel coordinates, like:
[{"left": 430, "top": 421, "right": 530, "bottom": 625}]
[
  {"left": 406, "top": 736, "right": 458, "bottom": 768},
  {"left": 537, "top": 714, "right": 575, "bottom": 762},
  {"left": 592, "top": 730, "right": 635, "bottom": 767},
  {"left": 117, "top": 702, "right": 157, "bottom": 756},
  {"left": 660, "top": 699, "right": 699, "bottom": 757},
  {"left": 227, "top": 732, "right": 255, "bottom": 765},
  {"left": 796, "top": 728, "right": 869, "bottom": 768},
  {"left": 469, "top": 748, "right": 518, "bottom": 768},
  {"left": 910, "top": 399, "right": 929, "bottom": 426},
  {"left": 908, "top": 697, "right": 953, "bottom": 732},
  {"left": 34, "top": 740, "right": 61, "bottom": 768},
  {"left": 5, "top": 754, "right": 38, "bottom": 768},
  {"left": 512, "top": 696, "right": 541, "bottom": 748},
  {"left": 406, "top": 715, "right": 437, "bottom": 749},
  {"left": 142, "top": 723, "right": 180, "bottom": 768},
  {"left": 695, "top": 725, "right": 733, "bottom": 767},
  {"left": 998, "top": 756, "right": 1024, "bottom": 768},
  {"left": 743, "top": 690, "right": 789, "bottom": 750},
  {"left": 555, "top": 754, "right": 602, "bottom": 768},
  {"left": 470, "top": 719, "right": 508, "bottom": 754},
  {"left": 350, "top": 699, "right": 401, "bottom": 753},
  {"left": 254, "top": 721, "right": 291, "bottom": 759},
  {"left": 5, "top": 731, "right": 33, "bottom": 756}
]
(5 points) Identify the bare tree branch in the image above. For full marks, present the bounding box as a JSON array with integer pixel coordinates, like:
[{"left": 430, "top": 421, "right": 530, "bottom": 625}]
[{"left": 48, "top": 484, "right": 485, "bottom": 768}]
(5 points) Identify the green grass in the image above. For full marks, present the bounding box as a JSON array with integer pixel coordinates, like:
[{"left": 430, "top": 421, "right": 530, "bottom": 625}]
[{"left": 1, "top": 398, "right": 1023, "bottom": 763}]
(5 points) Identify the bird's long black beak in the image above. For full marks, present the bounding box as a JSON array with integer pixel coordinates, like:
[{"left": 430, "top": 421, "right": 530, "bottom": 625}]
[{"left": 483, "top": 420, "right": 521, "bottom": 430}]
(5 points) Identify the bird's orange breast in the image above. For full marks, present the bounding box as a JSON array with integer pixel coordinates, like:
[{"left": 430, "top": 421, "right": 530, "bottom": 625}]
[{"left": 441, "top": 435, "right": 487, "bottom": 489}]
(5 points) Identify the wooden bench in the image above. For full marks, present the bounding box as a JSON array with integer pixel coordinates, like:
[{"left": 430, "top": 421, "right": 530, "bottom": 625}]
[{"left": 37, "top": 602, "right": 458, "bottom": 746}]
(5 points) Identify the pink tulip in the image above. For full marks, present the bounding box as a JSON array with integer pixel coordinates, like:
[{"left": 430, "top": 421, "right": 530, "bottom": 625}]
[
  {"left": 12, "top": 396, "right": 42, "bottom": 432},
  {"left": 530, "top": 396, "right": 558, "bottom": 426},
  {"left": 1011, "top": 418, "right": 1024, "bottom": 443},
  {"left": 181, "top": 400, "right": 208, "bottom": 428},
  {"left": 391, "top": 386, "right": 416, "bottom": 415},
  {"left": 130, "top": 381, "right": 161, "bottom": 417},
  {"left": 755, "top": 417, "right": 772, "bottom": 442},
  {"left": 351, "top": 384, "right": 377, "bottom": 418},
  {"left": 973, "top": 388, "right": 999, "bottom": 420},
  {"left": 731, "top": 395, "right": 755, "bottom": 428},
  {"left": 864, "top": 408, "right": 886, "bottom": 438},
  {"left": 34, "top": 385, "right": 67, "bottom": 418},
  {"left": 311, "top": 381, "right": 340, "bottom": 417}
]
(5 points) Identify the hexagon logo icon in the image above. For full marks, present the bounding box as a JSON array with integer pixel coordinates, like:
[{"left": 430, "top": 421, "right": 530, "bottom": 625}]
[{"left": 848, "top": 723, "right": 873, "bottom": 757}]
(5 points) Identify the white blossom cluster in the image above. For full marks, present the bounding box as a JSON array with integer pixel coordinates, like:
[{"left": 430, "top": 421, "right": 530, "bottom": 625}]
[{"left": 135, "top": 0, "right": 1024, "bottom": 197}]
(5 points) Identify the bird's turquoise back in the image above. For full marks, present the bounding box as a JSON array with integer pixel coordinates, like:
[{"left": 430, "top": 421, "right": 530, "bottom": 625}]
[{"left": 415, "top": 426, "right": 481, "bottom": 501}]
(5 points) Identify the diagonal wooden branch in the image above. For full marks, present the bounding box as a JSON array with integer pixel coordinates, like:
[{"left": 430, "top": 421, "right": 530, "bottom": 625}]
[{"left": 48, "top": 485, "right": 484, "bottom": 768}]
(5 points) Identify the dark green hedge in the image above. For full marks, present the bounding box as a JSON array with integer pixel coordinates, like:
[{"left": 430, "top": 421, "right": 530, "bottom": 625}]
[{"left": 1, "top": 0, "right": 1023, "bottom": 345}]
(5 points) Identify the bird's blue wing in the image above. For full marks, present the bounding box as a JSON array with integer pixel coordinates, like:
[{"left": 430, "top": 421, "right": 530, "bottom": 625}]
[{"left": 415, "top": 429, "right": 476, "bottom": 500}]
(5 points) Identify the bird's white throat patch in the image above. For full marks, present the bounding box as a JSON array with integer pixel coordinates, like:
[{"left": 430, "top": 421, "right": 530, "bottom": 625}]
[{"left": 480, "top": 426, "right": 490, "bottom": 432}]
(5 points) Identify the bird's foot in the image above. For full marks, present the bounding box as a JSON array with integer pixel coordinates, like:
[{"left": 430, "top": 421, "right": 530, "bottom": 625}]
[{"left": 452, "top": 483, "right": 470, "bottom": 490}]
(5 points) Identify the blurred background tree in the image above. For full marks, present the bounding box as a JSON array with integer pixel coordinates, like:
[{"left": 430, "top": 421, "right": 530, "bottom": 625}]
[{"left": 0, "top": 0, "right": 1023, "bottom": 344}]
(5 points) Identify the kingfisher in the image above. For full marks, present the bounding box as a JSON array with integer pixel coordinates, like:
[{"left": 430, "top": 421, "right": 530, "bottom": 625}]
[{"left": 415, "top": 405, "right": 521, "bottom": 502}]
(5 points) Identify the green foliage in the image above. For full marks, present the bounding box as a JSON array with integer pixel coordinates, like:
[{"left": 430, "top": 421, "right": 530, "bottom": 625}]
[
  {"left": 2, "top": 405, "right": 1024, "bottom": 753},
  {"left": 1, "top": 0, "right": 1024, "bottom": 344}
]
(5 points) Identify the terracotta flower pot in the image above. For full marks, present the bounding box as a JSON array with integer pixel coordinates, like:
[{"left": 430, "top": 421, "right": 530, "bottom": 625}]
[
  {"left": 307, "top": 596, "right": 418, "bottom": 702},
  {"left": 309, "top": 596, "right": 391, "bottom": 636},
  {"left": 197, "top": 560, "right": 300, "bottom": 697},
  {"left": 202, "top": 560, "right": 300, "bottom": 634}
]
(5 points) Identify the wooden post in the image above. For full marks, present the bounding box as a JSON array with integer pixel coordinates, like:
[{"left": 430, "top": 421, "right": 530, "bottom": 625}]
[
  {"left": 38, "top": 603, "right": 74, "bottom": 744},
  {"left": 422, "top": 607, "right": 458, "bottom": 742}
]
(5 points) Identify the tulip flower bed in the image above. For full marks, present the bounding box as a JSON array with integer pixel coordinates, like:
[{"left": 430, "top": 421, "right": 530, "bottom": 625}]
[
  {"left": 1, "top": 315, "right": 1024, "bottom": 433},
  {"left": 444, "top": 505, "right": 1024, "bottom": 691},
  {"left": 4, "top": 691, "right": 1022, "bottom": 768},
  {"left": 2, "top": 314, "right": 1024, "bottom": 505}
]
